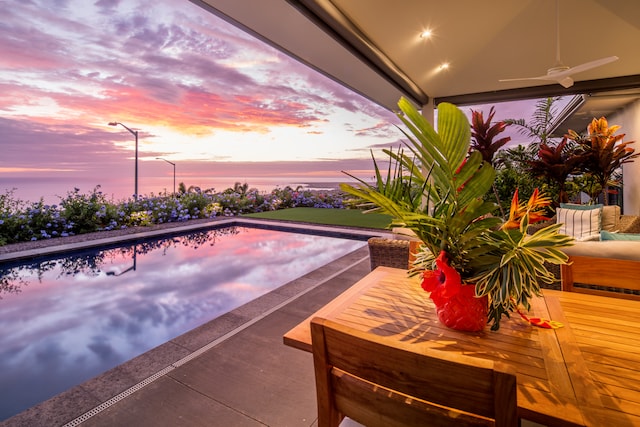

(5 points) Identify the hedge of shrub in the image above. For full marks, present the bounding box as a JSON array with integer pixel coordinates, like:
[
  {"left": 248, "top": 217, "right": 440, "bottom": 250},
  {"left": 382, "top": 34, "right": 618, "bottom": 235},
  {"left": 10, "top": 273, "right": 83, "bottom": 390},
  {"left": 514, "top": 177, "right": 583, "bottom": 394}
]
[{"left": 0, "top": 184, "right": 348, "bottom": 246}]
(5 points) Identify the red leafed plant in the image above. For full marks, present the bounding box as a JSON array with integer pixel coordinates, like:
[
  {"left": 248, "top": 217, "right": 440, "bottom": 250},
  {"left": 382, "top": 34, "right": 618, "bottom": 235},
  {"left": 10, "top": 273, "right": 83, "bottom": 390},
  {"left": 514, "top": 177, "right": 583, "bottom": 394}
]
[
  {"left": 528, "top": 138, "right": 585, "bottom": 204},
  {"left": 470, "top": 107, "right": 511, "bottom": 165}
]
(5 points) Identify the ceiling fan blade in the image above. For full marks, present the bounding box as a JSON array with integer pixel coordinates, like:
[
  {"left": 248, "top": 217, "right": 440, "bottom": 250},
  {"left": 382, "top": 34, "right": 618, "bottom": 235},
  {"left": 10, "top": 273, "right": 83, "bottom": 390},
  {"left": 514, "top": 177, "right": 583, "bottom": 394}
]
[
  {"left": 563, "top": 56, "right": 618, "bottom": 76},
  {"left": 499, "top": 75, "right": 574, "bottom": 88},
  {"left": 498, "top": 77, "right": 546, "bottom": 83},
  {"left": 499, "top": 55, "right": 617, "bottom": 88}
]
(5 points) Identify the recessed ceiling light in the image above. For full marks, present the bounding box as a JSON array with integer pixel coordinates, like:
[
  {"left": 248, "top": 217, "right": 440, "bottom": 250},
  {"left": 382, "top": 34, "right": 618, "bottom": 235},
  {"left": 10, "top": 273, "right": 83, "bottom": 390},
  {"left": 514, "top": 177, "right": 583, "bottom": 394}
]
[
  {"left": 439, "top": 62, "right": 449, "bottom": 70},
  {"left": 420, "top": 29, "right": 433, "bottom": 39}
]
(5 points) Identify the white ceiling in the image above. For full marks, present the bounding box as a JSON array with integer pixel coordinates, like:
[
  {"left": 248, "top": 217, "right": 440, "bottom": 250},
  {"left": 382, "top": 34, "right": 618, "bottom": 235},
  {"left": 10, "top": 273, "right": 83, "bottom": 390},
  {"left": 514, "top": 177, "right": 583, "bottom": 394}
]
[{"left": 191, "top": 0, "right": 640, "bottom": 112}]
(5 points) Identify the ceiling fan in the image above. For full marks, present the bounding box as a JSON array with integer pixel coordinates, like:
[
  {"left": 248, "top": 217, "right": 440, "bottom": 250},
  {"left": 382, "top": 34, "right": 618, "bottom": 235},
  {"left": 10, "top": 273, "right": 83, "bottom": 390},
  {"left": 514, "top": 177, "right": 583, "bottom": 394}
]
[{"left": 499, "top": 0, "right": 618, "bottom": 88}]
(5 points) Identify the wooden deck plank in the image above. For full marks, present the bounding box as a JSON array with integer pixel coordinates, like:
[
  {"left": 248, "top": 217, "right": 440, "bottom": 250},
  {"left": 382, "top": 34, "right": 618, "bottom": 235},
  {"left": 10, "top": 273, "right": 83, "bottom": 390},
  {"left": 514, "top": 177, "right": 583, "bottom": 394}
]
[
  {"left": 543, "top": 296, "right": 602, "bottom": 407},
  {"left": 546, "top": 289, "right": 640, "bottom": 425}
]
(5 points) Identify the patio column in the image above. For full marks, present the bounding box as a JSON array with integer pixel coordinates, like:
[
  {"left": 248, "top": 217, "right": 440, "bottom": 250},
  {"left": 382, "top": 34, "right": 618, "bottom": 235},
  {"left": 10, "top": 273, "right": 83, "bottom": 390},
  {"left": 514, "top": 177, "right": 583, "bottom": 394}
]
[
  {"left": 420, "top": 98, "right": 435, "bottom": 125},
  {"left": 620, "top": 99, "right": 640, "bottom": 215}
]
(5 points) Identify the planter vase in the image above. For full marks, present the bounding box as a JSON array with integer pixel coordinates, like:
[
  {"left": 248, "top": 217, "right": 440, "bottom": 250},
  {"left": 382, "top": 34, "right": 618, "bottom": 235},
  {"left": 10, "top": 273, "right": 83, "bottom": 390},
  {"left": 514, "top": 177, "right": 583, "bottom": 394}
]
[{"left": 434, "top": 284, "right": 487, "bottom": 332}]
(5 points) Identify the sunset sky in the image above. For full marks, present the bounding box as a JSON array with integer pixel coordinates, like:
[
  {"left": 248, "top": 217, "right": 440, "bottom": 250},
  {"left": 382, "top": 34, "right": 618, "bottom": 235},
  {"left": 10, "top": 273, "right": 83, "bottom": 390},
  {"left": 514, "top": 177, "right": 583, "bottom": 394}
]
[{"left": 1, "top": 0, "right": 552, "bottom": 203}]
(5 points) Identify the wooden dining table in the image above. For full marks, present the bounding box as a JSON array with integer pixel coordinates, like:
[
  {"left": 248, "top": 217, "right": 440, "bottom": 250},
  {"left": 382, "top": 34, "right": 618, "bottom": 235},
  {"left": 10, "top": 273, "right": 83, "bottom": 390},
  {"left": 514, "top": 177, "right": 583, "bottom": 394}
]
[{"left": 283, "top": 266, "right": 640, "bottom": 427}]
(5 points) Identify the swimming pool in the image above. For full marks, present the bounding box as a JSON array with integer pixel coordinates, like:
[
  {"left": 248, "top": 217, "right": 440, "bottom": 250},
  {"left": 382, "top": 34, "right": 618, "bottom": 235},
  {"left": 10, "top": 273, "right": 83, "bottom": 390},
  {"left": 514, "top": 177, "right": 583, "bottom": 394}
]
[{"left": 0, "top": 224, "right": 368, "bottom": 421}]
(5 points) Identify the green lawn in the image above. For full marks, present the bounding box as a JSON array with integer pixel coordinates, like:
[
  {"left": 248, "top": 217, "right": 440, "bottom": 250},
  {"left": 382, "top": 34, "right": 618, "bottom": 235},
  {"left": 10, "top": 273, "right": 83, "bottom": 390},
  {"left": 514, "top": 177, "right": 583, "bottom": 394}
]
[{"left": 243, "top": 208, "right": 392, "bottom": 229}]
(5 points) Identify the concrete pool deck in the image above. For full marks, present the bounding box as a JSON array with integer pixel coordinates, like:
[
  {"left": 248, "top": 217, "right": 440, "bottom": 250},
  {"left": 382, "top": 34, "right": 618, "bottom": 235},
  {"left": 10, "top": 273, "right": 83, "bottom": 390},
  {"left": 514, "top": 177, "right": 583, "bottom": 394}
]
[{"left": 1, "top": 219, "right": 387, "bottom": 426}]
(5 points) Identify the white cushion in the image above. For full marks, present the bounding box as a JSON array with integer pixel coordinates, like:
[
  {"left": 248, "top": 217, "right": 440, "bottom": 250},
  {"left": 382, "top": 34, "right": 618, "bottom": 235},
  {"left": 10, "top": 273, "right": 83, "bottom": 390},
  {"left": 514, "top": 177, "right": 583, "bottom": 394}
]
[
  {"left": 391, "top": 226, "right": 420, "bottom": 240},
  {"left": 556, "top": 207, "right": 601, "bottom": 241},
  {"left": 563, "top": 240, "right": 640, "bottom": 261}
]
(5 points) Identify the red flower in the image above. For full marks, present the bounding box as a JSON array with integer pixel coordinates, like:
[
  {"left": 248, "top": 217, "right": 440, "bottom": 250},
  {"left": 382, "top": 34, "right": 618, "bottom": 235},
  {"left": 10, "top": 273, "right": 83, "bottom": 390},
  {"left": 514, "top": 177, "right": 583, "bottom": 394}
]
[{"left": 421, "top": 251, "right": 462, "bottom": 306}]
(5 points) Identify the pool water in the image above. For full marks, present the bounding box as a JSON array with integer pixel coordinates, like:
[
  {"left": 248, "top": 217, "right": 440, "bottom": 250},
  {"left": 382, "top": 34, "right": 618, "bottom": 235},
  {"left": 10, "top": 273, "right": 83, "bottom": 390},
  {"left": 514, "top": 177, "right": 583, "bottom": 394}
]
[{"left": 0, "top": 225, "right": 366, "bottom": 421}]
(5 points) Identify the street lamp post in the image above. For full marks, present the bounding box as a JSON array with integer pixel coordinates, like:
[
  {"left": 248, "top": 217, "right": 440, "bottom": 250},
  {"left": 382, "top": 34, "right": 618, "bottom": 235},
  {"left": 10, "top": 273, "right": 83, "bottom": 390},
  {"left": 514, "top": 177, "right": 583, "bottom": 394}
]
[
  {"left": 108, "top": 121, "right": 139, "bottom": 200},
  {"left": 156, "top": 157, "right": 176, "bottom": 196}
]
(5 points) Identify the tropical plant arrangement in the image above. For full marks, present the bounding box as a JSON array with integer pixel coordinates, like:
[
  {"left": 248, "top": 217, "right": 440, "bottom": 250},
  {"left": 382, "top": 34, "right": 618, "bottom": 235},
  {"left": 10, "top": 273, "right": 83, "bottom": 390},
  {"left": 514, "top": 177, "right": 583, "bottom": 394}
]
[
  {"left": 505, "top": 97, "right": 639, "bottom": 207},
  {"left": 505, "top": 97, "right": 562, "bottom": 149},
  {"left": 568, "top": 116, "right": 639, "bottom": 204},
  {"left": 341, "top": 98, "right": 574, "bottom": 331},
  {"left": 470, "top": 106, "right": 512, "bottom": 165}
]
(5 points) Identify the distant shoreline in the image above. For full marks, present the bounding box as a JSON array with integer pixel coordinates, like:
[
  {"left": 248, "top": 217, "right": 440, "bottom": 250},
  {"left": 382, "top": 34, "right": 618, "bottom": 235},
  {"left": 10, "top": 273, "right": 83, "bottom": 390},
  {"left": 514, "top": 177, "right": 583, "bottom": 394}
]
[{"left": 1, "top": 178, "right": 365, "bottom": 205}]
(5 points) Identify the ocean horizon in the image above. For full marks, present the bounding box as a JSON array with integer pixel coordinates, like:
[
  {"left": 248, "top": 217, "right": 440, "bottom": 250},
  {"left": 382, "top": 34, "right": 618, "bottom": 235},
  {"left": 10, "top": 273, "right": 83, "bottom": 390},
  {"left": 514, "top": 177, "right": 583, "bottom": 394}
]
[{"left": 0, "top": 175, "right": 360, "bottom": 205}]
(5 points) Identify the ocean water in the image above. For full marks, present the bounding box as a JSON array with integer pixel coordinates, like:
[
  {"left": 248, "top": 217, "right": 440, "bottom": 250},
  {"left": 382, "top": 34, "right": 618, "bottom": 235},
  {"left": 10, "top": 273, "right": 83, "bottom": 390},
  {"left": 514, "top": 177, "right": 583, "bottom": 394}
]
[{"left": 0, "top": 175, "right": 351, "bottom": 205}]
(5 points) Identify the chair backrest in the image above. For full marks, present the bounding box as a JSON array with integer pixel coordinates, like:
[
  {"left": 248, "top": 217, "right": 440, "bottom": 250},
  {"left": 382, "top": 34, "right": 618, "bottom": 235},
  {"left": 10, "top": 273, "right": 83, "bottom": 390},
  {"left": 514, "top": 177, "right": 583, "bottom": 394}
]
[
  {"left": 367, "top": 237, "right": 410, "bottom": 270},
  {"left": 310, "top": 317, "right": 518, "bottom": 427}
]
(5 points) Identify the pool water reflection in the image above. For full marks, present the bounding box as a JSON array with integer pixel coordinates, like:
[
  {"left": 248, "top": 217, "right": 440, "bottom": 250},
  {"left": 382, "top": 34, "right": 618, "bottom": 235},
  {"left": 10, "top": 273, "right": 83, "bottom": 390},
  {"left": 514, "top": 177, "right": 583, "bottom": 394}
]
[{"left": 0, "top": 226, "right": 366, "bottom": 421}]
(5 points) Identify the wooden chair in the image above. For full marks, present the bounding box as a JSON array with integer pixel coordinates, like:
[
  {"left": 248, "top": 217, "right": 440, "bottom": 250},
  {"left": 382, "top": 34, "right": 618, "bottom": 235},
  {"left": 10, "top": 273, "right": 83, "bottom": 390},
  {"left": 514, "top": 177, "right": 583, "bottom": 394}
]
[
  {"left": 310, "top": 317, "right": 518, "bottom": 427},
  {"left": 561, "top": 255, "right": 640, "bottom": 300}
]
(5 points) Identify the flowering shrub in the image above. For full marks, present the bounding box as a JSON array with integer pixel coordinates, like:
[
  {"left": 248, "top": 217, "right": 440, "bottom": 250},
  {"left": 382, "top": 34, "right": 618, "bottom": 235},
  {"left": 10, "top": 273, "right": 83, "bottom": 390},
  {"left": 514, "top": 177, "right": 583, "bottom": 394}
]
[
  {"left": 271, "top": 186, "right": 345, "bottom": 209},
  {"left": 60, "top": 186, "right": 120, "bottom": 234},
  {"left": 0, "top": 192, "right": 70, "bottom": 244},
  {"left": 0, "top": 184, "right": 347, "bottom": 245}
]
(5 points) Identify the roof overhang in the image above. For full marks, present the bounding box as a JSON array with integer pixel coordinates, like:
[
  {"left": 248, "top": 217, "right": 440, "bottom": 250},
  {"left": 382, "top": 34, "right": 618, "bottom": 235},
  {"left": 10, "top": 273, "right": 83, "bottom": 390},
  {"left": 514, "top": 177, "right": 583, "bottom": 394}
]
[{"left": 190, "top": 0, "right": 640, "bottom": 113}]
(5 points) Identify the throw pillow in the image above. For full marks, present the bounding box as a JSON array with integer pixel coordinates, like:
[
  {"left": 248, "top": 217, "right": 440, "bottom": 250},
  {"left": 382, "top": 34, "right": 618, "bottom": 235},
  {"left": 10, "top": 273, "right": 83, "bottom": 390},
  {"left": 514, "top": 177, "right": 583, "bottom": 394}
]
[
  {"left": 601, "top": 205, "right": 621, "bottom": 231},
  {"left": 559, "top": 203, "right": 603, "bottom": 231},
  {"left": 556, "top": 207, "right": 601, "bottom": 241},
  {"left": 600, "top": 230, "right": 640, "bottom": 241}
]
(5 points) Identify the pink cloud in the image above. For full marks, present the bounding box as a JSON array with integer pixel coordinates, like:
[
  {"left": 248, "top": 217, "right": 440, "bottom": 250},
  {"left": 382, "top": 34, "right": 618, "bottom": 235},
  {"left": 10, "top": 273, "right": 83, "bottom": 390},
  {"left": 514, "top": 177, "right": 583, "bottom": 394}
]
[{"left": 0, "top": 0, "right": 551, "bottom": 206}]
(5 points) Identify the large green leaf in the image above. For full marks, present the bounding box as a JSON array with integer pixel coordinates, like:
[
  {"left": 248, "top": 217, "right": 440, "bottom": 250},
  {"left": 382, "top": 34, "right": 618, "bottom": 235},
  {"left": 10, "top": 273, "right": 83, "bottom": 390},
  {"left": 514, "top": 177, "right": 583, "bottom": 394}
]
[{"left": 436, "top": 102, "right": 471, "bottom": 171}]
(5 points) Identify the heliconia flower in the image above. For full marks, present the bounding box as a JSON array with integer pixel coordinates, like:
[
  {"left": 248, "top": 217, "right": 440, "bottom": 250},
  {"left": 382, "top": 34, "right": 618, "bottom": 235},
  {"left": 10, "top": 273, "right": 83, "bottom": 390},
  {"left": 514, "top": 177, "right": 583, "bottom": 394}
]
[
  {"left": 525, "top": 188, "right": 552, "bottom": 222},
  {"left": 421, "top": 251, "right": 462, "bottom": 306},
  {"left": 502, "top": 188, "right": 551, "bottom": 230},
  {"left": 502, "top": 188, "right": 521, "bottom": 230}
]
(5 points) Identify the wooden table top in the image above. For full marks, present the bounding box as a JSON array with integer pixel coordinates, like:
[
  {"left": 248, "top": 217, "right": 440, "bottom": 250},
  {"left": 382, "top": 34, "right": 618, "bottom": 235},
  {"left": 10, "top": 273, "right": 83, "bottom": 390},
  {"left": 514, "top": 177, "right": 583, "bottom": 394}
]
[{"left": 283, "top": 266, "right": 640, "bottom": 427}]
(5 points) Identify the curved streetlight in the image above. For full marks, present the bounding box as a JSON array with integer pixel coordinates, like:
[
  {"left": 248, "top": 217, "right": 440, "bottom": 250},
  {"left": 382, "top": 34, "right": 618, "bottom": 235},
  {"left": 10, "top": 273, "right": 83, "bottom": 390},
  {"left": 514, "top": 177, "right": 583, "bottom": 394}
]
[
  {"left": 108, "top": 121, "right": 139, "bottom": 200},
  {"left": 156, "top": 157, "right": 176, "bottom": 196}
]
